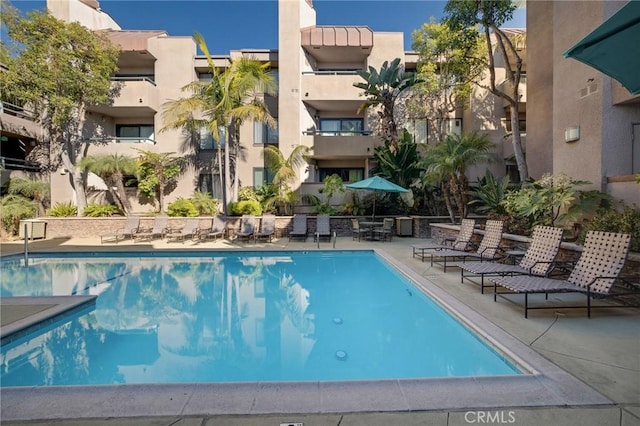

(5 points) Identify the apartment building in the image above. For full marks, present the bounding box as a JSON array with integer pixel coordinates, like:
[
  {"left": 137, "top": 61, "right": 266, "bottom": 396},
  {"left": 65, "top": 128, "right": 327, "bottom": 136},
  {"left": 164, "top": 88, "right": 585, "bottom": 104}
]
[
  {"left": 527, "top": 0, "right": 640, "bottom": 206},
  {"left": 2, "top": 0, "right": 524, "bottom": 212}
]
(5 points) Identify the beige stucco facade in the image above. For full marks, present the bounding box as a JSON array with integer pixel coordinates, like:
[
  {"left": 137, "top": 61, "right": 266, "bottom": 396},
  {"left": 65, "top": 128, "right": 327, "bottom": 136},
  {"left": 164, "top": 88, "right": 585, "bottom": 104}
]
[
  {"left": 527, "top": 0, "right": 640, "bottom": 205},
  {"left": 5, "top": 0, "right": 636, "bottom": 212}
]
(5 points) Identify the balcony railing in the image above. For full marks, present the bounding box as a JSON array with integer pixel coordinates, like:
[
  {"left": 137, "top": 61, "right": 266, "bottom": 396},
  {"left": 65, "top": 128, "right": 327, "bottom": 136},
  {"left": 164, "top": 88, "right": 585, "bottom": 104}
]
[
  {"left": 85, "top": 137, "right": 156, "bottom": 145},
  {"left": 0, "top": 156, "right": 40, "bottom": 171},
  {"left": 301, "top": 70, "right": 360, "bottom": 76},
  {"left": 0, "top": 101, "right": 35, "bottom": 121},
  {"left": 303, "top": 130, "right": 371, "bottom": 136},
  {"left": 110, "top": 76, "right": 157, "bottom": 86}
]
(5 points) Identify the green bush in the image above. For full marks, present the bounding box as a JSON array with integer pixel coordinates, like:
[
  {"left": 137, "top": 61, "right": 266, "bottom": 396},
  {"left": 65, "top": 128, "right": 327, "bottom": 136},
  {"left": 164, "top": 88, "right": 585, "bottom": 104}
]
[
  {"left": 583, "top": 204, "right": 640, "bottom": 252},
  {"left": 237, "top": 186, "right": 260, "bottom": 202},
  {"left": 0, "top": 194, "right": 38, "bottom": 235},
  {"left": 83, "top": 203, "right": 121, "bottom": 217},
  {"left": 167, "top": 198, "right": 199, "bottom": 217},
  {"left": 190, "top": 191, "right": 219, "bottom": 216},
  {"left": 48, "top": 201, "right": 78, "bottom": 217},
  {"left": 229, "top": 200, "right": 263, "bottom": 216}
]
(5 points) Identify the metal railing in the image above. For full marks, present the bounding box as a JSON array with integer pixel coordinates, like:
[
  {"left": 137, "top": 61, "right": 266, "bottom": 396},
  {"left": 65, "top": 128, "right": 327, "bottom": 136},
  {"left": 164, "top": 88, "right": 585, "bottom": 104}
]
[
  {"left": 0, "top": 156, "right": 41, "bottom": 171},
  {"left": 110, "top": 76, "right": 157, "bottom": 86},
  {"left": 302, "top": 130, "right": 371, "bottom": 136},
  {"left": 84, "top": 137, "right": 156, "bottom": 145},
  {"left": 0, "top": 101, "right": 35, "bottom": 121},
  {"left": 301, "top": 70, "right": 360, "bottom": 76}
]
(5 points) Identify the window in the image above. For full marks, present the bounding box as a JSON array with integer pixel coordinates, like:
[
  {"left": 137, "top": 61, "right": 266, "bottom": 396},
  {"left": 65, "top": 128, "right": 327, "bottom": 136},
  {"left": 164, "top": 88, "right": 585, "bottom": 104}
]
[
  {"left": 504, "top": 119, "right": 527, "bottom": 133},
  {"left": 405, "top": 118, "right": 428, "bottom": 144},
  {"left": 122, "top": 175, "right": 138, "bottom": 188},
  {"left": 254, "top": 121, "right": 278, "bottom": 145},
  {"left": 116, "top": 125, "right": 154, "bottom": 143},
  {"left": 198, "top": 173, "right": 223, "bottom": 199},
  {"left": 319, "top": 168, "right": 364, "bottom": 183},
  {"left": 253, "top": 167, "right": 275, "bottom": 186},
  {"left": 319, "top": 118, "right": 364, "bottom": 136},
  {"left": 199, "top": 127, "right": 225, "bottom": 150}
]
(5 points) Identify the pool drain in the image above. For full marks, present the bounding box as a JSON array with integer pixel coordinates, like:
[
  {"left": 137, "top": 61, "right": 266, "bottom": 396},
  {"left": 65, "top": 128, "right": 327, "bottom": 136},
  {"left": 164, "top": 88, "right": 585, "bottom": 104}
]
[
  {"left": 335, "top": 350, "right": 348, "bottom": 360},
  {"left": 332, "top": 317, "right": 343, "bottom": 325}
]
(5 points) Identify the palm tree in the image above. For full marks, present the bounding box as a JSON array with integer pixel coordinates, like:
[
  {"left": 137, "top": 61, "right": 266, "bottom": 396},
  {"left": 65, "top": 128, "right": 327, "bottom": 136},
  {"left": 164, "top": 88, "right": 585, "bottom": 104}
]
[
  {"left": 423, "top": 131, "right": 494, "bottom": 221},
  {"left": 262, "top": 144, "right": 309, "bottom": 214},
  {"left": 162, "top": 32, "right": 276, "bottom": 213},
  {"left": 79, "top": 154, "right": 136, "bottom": 214},
  {"left": 6, "top": 177, "right": 50, "bottom": 216},
  {"left": 354, "top": 58, "right": 423, "bottom": 151},
  {"left": 134, "top": 149, "right": 184, "bottom": 213}
]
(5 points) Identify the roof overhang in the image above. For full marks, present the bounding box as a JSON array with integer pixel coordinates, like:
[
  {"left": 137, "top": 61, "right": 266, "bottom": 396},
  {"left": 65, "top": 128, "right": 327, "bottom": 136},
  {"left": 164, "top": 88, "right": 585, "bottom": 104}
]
[{"left": 301, "top": 26, "right": 373, "bottom": 63}]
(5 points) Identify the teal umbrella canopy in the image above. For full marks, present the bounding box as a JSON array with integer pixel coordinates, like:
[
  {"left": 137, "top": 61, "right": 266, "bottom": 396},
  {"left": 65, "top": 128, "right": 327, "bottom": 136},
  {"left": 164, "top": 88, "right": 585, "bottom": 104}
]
[
  {"left": 563, "top": 0, "right": 640, "bottom": 95},
  {"left": 346, "top": 176, "right": 408, "bottom": 219}
]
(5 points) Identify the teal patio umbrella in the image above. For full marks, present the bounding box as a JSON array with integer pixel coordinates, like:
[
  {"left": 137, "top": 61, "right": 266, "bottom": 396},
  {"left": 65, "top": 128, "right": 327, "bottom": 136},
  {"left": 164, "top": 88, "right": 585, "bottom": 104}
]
[
  {"left": 346, "top": 176, "right": 409, "bottom": 220},
  {"left": 563, "top": 0, "right": 640, "bottom": 95}
]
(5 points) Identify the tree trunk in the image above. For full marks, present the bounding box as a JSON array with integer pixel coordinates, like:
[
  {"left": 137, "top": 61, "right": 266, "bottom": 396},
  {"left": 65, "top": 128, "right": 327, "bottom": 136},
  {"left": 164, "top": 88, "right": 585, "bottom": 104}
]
[
  {"left": 224, "top": 129, "right": 231, "bottom": 208},
  {"left": 113, "top": 174, "right": 131, "bottom": 214},
  {"left": 441, "top": 181, "right": 456, "bottom": 223},
  {"left": 509, "top": 104, "right": 529, "bottom": 182}
]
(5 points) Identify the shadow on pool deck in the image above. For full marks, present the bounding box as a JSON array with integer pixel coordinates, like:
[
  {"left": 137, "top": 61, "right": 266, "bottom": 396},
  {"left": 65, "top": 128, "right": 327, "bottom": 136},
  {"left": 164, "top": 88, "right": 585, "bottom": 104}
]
[{"left": 1, "top": 236, "right": 639, "bottom": 425}]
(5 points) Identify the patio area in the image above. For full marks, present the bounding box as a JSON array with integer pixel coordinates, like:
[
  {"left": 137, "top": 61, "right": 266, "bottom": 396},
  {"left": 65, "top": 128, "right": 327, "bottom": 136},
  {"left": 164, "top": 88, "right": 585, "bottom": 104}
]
[{"left": 1, "top": 234, "right": 639, "bottom": 425}]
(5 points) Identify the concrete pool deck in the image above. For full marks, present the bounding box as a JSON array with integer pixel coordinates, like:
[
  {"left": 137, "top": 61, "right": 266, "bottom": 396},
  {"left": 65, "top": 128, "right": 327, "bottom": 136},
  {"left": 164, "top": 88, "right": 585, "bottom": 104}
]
[{"left": 1, "top": 235, "right": 639, "bottom": 425}]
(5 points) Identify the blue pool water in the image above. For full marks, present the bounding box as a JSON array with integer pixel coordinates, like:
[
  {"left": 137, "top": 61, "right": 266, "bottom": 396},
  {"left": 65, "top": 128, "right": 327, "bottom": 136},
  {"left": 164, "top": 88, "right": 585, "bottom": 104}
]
[{"left": 0, "top": 251, "right": 520, "bottom": 386}]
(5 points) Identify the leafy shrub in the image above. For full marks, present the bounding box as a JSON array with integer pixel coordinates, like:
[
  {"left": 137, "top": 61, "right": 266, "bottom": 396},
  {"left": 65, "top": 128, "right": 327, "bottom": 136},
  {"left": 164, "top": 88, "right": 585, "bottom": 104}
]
[
  {"left": 190, "top": 191, "right": 219, "bottom": 216},
  {"left": 228, "top": 200, "right": 263, "bottom": 216},
  {"left": 238, "top": 186, "right": 260, "bottom": 202},
  {"left": 0, "top": 195, "right": 38, "bottom": 235},
  {"left": 83, "top": 203, "right": 121, "bottom": 217},
  {"left": 583, "top": 204, "right": 640, "bottom": 252},
  {"left": 48, "top": 201, "right": 78, "bottom": 217},
  {"left": 469, "top": 171, "right": 511, "bottom": 215},
  {"left": 167, "top": 198, "right": 198, "bottom": 217}
]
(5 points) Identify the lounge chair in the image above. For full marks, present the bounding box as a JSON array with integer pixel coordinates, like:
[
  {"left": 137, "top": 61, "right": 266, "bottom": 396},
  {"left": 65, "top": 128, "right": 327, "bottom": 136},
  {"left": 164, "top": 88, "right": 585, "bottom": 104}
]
[
  {"left": 424, "top": 220, "right": 504, "bottom": 272},
  {"left": 133, "top": 216, "right": 168, "bottom": 242},
  {"left": 166, "top": 218, "right": 200, "bottom": 242},
  {"left": 412, "top": 219, "right": 477, "bottom": 260},
  {"left": 289, "top": 214, "right": 308, "bottom": 241},
  {"left": 100, "top": 216, "right": 140, "bottom": 243},
  {"left": 236, "top": 215, "right": 256, "bottom": 241},
  {"left": 374, "top": 218, "right": 395, "bottom": 242},
  {"left": 199, "top": 215, "right": 227, "bottom": 241},
  {"left": 460, "top": 226, "right": 564, "bottom": 293},
  {"left": 489, "top": 231, "right": 638, "bottom": 318},
  {"left": 314, "top": 214, "right": 331, "bottom": 242},
  {"left": 254, "top": 214, "right": 276, "bottom": 243}
]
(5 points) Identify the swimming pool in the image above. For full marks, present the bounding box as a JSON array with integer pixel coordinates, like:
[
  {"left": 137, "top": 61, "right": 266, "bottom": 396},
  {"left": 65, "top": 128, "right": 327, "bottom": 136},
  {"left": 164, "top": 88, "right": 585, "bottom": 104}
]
[{"left": 1, "top": 250, "right": 520, "bottom": 386}]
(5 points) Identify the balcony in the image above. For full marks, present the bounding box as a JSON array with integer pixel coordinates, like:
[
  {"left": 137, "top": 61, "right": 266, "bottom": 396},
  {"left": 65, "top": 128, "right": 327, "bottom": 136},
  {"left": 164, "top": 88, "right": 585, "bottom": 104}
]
[
  {"left": 301, "top": 71, "right": 363, "bottom": 111},
  {"left": 87, "top": 77, "right": 158, "bottom": 118},
  {"left": 303, "top": 132, "right": 376, "bottom": 159},
  {"left": 0, "top": 101, "right": 41, "bottom": 137}
]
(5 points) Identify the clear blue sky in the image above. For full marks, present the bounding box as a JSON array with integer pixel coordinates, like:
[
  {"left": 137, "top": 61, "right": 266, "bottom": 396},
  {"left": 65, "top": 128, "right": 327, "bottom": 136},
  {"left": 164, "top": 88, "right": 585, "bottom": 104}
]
[{"left": 10, "top": 0, "right": 526, "bottom": 54}]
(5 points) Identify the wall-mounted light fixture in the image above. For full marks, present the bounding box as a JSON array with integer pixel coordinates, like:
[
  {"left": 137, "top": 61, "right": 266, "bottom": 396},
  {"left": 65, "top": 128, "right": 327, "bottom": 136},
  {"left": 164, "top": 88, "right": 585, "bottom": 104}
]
[{"left": 565, "top": 125, "right": 580, "bottom": 143}]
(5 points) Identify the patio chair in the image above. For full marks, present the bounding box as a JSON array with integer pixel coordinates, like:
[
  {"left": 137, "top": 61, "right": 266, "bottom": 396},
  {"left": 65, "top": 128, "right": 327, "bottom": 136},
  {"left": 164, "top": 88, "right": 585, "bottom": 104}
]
[
  {"left": 424, "top": 220, "right": 505, "bottom": 272},
  {"left": 199, "top": 215, "right": 227, "bottom": 241},
  {"left": 412, "top": 219, "right": 477, "bottom": 261},
  {"left": 236, "top": 215, "right": 256, "bottom": 241},
  {"left": 460, "top": 226, "right": 564, "bottom": 293},
  {"left": 133, "top": 216, "right": 169, "bottom": 242},
  {"left": 489, "top": 231, "right": 638, "bottom": 318},
  {"left": 100, "top": 216, "right": 140, "bottom": 244},
  {"left": 351, "top": 218, "right": 370, "bottom": 241},
  {"left": 288, "top": 214, "right": 308, "bottom": 241},
  {"left": 314, "top": 214, "right": 331, "bottom": 242},
  {"left": 374, "top": 218, "right": 395, "bottom": 242},
  {"left": 166, "top": 218, "right": 200, "bottom": 242},
  {"left": 254, "top": 214, "right": 276, "bottom": 243}
]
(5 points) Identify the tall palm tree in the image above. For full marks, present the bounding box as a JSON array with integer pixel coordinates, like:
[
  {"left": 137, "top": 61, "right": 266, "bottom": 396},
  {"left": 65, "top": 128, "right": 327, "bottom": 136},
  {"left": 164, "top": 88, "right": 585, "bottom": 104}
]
[
  {"left": 423, "top": 131, "right": 494, "bottom": 221},
  {"left": 162, "top": 32, "right": 276, "bottom": 213},
  {"left": 262, "top": 144, "right": 309, "bottom": 214},
  {"left": 79, "top": 154, "right": 136, "bottom": 214},
  {"left": 354, "top": 58, "right": 423, "bottom": 151}
]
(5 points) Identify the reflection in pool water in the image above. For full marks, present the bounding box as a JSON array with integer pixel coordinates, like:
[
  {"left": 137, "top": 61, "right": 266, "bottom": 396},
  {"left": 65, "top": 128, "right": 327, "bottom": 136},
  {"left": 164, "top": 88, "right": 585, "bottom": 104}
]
[{"left": 1, "top": 251, "right": 520, "bottom": 386}]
